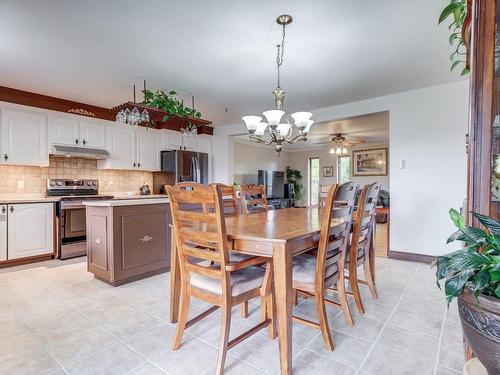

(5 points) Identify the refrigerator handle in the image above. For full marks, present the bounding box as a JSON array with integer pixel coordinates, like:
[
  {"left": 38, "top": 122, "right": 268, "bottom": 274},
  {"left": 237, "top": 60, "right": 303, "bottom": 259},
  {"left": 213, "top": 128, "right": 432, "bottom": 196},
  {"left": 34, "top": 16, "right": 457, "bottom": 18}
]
[
  {"left": 195, "top": 154, "right": 201, "bottom": 183},
  {"left": 190, "top": 155, "right": 196, "bottom": 182}
]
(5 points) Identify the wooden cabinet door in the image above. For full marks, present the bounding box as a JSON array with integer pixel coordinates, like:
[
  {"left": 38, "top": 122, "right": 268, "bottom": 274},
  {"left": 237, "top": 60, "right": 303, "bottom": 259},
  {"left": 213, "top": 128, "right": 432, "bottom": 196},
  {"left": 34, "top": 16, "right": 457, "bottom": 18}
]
[
  {"left": 136, "top": 128, "right": 160, "bottom": 171},
  {"left": 47, "top": 115, "right": 79, "bottom": 147},
  {"left": 79, "top": 119, "right": 106, "bottom": 149},
  {"left": 0, "top": 108, "right": 48, "bottom": 166},
  {"left": 7, "top": 203, "right": 54, "bottom": 260},
  {"left": 104, "top": 125, "right": 136, "bottom": 169}
]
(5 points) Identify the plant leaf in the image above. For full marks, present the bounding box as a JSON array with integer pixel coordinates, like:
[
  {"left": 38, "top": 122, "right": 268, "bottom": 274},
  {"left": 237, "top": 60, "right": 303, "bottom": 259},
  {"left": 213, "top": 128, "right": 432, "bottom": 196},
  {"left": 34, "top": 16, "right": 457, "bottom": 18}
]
[
  {"left": 471, "top": 212, "right": 500, "bottom": 235},
  {"left": 439, "top": 3, "right": 459, "bottom": 24},
  {"left": 449, "top": 208, "right": 465, "bottom": 229},
  {"left": 444, "top": 268, "right": 475, "bottom": 299},
  {"left": 450, "top": 60, "right": 461, "bottom": 71}
]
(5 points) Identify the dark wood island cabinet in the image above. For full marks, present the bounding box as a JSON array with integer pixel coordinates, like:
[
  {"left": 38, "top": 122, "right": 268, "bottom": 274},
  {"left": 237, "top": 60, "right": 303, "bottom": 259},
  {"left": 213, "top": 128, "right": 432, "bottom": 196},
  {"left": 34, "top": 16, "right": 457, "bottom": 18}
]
[{"left": 84, "top": 198, "right": 171, "bottom": 286}]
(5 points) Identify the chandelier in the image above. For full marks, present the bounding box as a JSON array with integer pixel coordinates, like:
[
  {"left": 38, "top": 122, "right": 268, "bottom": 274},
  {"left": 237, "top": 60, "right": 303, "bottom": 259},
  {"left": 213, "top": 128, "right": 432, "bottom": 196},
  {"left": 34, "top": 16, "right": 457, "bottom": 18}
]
[
  {"left": 329, "top": 134, "right": 348, "bottom": 155},
  {"left": 242, "top": 15, "right": 313, "bottom": 154}
]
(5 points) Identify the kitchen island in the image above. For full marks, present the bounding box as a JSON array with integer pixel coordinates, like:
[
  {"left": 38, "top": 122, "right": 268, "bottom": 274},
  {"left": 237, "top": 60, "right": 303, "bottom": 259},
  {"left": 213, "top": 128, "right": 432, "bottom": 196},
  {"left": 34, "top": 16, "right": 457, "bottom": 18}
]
[{"left": 84, "top": 197, "right": 171, "bottom": 286}]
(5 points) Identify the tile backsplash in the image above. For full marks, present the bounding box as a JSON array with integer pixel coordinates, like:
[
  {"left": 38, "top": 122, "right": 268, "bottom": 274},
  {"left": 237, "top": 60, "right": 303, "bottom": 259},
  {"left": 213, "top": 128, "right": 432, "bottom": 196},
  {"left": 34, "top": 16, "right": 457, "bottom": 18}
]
[{"left": 0, "top": 156, "right": 153, "bottom": 198}]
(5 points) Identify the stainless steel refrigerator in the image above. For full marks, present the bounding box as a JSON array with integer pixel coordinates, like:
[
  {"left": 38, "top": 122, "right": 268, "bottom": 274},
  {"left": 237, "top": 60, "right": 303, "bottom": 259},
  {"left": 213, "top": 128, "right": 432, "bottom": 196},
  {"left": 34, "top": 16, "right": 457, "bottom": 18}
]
[{"left": 159, "top": 150, "right": 209, "bottom": 184}]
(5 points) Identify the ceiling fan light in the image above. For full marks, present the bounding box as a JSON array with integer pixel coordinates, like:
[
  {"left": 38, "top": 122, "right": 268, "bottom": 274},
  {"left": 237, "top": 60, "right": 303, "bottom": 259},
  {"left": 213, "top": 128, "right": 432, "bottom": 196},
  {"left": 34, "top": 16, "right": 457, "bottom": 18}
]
[
  {"left": 335, "top": 147, "right": 342, "bottom": 155},
  {"left": 342, "top": 147, "right": 348, "bottom": 154},
  {"left": 263, "top": 110, "right": 285, "bottom": 128},
  {"left": 329, "top": 147, "right": 335, "bottom": 154},
  {"left": 242, "top": 116, "right": 262, "bottom": 133}
]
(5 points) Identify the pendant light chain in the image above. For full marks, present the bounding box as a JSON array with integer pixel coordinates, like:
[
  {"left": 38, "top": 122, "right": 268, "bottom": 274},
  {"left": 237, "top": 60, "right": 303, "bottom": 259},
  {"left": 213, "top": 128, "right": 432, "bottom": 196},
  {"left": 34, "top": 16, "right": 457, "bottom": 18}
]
[{"left": 276, "top": 23, "right": 286, "bottom": 89}]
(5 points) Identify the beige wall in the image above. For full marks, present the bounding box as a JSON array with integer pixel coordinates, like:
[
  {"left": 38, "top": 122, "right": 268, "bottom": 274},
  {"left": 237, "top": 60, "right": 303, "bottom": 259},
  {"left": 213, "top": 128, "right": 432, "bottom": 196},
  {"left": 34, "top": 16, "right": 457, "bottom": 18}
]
[
  {"left": 231, "top": 140, "right": 290, "bottom": 185},
  {"left": 287, "top": 142, "right": 389, "bottom": 205},
  {"left": 0, "top": 156, "right": 153, "bottom": 199}
]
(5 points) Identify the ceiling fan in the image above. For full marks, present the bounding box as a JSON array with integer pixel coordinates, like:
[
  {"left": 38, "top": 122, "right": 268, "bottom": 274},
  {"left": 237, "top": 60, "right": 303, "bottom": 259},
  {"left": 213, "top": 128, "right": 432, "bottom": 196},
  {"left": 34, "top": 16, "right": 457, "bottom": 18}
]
[{"left": 311, "top": 133, "right": 365, "bottom": 154}]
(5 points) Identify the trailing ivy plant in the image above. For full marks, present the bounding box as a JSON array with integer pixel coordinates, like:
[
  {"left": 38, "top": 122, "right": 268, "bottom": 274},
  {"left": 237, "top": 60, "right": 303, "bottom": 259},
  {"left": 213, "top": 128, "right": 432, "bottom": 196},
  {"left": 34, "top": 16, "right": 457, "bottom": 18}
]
[
  {"left": 142, "top": 89, "right": 202, "bottom": 122},
  {"left": 286, "top": 167, "right": 304, "bottom": 203},
  {"left": 433, "top": 208, "right": 500, "bottom": 304},
  {"left": 439, "top": 0, "right": 469, "bottom": 76}
]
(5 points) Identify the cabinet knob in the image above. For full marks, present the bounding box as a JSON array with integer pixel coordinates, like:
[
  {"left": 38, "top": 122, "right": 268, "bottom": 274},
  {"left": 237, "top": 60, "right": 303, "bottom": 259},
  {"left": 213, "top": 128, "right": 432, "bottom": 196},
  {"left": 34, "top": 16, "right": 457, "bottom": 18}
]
[
  {"left": 75, "top": 138, "right": 79, "bottom": 145},
  {"left": 3, "top": 154, "right": 7, "bottom": 161},
  {"left": 82, "top": 139, "right": 86, "bottom": 145},
  {"left": 1, "top": 206, "right": 5, "bottom": 214},
  {"left": 9, "top": 206, "right": 14, "bottom": 213},
  {"left": 137, "top": 162, "right": 141, "bottom": 168},
  {"left": 133, "top": 162, "right": 136, "bottom": 167}
]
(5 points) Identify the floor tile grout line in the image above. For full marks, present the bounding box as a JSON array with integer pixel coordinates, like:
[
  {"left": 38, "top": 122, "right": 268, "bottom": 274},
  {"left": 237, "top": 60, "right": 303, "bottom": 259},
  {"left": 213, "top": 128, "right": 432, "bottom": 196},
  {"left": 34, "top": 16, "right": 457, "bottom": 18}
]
[
  {"left": 353, "top": 264, "right": 418, "bottom": 375},
  {"left": 433, "top": 303, "right": 450, "bottom": 375}
]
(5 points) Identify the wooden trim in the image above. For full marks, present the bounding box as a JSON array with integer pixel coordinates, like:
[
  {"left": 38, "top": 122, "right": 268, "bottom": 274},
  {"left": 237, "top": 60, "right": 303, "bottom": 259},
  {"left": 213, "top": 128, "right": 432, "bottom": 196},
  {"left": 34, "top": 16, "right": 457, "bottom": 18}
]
[
  {"left": 0, "top": 253, "right": 53, "bottom": 269},
  {"left": 0, "top": 85, "right": 213, "bottom": 135},
  {"left": 388, "top": 250, "right": 435, "bottom": 264}
]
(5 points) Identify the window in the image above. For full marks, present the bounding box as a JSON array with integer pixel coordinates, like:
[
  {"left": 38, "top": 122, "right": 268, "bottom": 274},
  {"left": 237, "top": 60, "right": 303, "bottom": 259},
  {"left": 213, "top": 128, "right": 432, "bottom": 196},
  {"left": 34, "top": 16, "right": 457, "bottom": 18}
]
[
  {"left": 337, "top": 155, "right": 350, "bottom": 184},
  {"left": 309, "top": 157, "right": 320, "bottom": 205}
]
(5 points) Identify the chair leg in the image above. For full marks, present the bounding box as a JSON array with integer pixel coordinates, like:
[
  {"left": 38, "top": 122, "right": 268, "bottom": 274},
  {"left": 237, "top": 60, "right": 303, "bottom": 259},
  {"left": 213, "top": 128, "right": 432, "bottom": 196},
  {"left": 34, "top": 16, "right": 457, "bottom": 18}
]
[
  {"left": 316, "top": 292, "right": 334, "bottom": 351},
  {"left": 172, "top": 284, "right": 190, "bottom": 350},
  {"left": 240, "top": 301, "right": 249, "bottom": 318},
  {"left": 215, "top": 305, "right": 231, "bottom": 375},
  {"left": 267, "top": 290, "right": 277, "bottom": 339},
  {"left": 336, "top": 277, "right": 354, "bottom": 326},
  {"left": 363, "top": 258, "right": 378, "bottom": 299},
  {"left": 349, "top": 263, "right": 365, "bottom": 314}
]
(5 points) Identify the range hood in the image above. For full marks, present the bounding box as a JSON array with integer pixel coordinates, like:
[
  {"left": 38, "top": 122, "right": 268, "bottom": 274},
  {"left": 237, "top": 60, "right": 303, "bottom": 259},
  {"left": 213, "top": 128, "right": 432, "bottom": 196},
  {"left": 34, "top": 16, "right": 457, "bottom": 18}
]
[{"left": 51, "top": 145, "right": 110, "bottom": 159}]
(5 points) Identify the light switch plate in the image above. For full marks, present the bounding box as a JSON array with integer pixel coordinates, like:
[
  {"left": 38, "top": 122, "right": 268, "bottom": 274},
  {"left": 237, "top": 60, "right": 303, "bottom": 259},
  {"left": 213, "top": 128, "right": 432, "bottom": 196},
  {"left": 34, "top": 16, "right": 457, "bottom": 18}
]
[
  {"left": 399, "top": 160, "right": 406, "bottom": 169},
  {"left": 17, "top": 180, "right": 24, "bottom": 189}
]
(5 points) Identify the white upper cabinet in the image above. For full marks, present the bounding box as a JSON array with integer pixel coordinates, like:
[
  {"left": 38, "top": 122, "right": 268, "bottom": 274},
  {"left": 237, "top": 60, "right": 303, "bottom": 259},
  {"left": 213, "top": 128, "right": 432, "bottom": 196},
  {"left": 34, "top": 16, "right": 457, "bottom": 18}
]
[
  {"left": 161, "top": 130, "right": 211, "bottom": 153},
  {"left": 98, "top": 124, "right": 136, "bottom": 170},
  {"left": 0, "top": 108, "right": 48, "bottom": 166},
  {"left": 47, "top": 115, "right": 79, "bottom": 146},
  {"left": 79, "top": 119, "right": 106, "bottom": 148},
  {"left": 136, "top": 128, "right": 160, "bottom": 171},
  {"left": 48, "top": 114, "right": 106, "bottom": 149},
  {"left": 163, "top": 130, "right": 183, "bottom": 150},
  {"left": 196, "top": 136, "right": 212, "bottom": 154},
  {"left": 7, "top": 203, "right": 54, "bottom": 260}
]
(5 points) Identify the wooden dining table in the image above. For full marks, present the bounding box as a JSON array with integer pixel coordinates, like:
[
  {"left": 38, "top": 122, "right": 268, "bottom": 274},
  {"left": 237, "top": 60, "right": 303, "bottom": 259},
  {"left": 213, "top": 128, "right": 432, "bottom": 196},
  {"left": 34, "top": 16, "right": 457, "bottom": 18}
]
[{"left": 169, "top": 207, "right": 347, "bottom": 375}]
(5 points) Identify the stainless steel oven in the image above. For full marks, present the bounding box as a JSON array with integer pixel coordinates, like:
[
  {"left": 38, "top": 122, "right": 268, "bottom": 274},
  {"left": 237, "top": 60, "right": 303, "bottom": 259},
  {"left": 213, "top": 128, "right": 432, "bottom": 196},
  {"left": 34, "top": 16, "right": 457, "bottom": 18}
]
[{"left": 47, "top": 179, "right": 113, "bottom": 259}]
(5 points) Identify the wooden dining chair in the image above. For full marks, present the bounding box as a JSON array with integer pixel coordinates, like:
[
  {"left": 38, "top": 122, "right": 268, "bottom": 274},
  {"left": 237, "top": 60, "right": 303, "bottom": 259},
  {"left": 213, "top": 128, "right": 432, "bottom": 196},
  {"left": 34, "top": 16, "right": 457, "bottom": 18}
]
[
  {"left": 291, "top": 182, "right": 358, "bottom": 351},
  {"left": 318, "top": 183, "right": 332, "bottom": 207},
  {"left": 166, "top": 183, "right": 274, "bottom": 375},
  {"left": 239, "top": 184, "right": 269, "bottom": 214},
  {"left": 208, "top": 183, "right": 251, "bottom": 318},
  {"left": 341, "top": 182, "right": 381, "bottom": 313}
]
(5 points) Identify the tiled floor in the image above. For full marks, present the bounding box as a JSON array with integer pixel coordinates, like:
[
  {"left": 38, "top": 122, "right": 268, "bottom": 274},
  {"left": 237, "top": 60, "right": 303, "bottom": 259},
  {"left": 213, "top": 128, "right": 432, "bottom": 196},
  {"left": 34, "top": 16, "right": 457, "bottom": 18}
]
[{"left": 0, "top": 257, "right": 464, "bottom": 375}]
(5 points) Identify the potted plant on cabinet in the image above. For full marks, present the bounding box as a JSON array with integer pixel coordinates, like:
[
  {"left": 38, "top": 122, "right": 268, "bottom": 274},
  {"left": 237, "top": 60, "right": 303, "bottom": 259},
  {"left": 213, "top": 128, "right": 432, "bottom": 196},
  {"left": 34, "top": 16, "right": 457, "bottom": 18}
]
[{"left": 434, "top": 209, "right": 500, "bottom": 374}]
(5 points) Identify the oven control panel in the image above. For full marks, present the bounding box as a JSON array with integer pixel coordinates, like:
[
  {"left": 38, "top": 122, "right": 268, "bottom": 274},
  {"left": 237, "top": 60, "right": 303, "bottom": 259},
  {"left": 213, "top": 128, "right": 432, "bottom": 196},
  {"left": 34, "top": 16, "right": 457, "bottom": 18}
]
[{"left": 47, "top": 179, "right": 99, "bottom": 195}]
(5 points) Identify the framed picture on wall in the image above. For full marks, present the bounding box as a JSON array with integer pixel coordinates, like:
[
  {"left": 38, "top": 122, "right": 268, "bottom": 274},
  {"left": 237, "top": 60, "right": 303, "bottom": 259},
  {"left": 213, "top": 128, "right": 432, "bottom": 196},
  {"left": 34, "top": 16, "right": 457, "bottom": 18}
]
[
  {"left": 322, "top": 166, "right": 334, "bottom": 177},
  {"left": 352, "top": 148, "right": 388, "bottom": 176}
]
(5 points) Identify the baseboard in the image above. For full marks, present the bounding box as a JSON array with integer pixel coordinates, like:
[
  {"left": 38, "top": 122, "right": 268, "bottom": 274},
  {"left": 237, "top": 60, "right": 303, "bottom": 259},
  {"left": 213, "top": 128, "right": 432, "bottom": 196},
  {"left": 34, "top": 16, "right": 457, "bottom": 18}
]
[{"left": 388, "top": 250, "right": 435, "bottom": 264}]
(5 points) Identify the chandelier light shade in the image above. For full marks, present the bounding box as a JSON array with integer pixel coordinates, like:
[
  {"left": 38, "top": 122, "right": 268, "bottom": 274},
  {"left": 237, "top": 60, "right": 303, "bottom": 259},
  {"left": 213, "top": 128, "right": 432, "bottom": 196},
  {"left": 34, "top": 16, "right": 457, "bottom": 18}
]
[{"left": 242, "top": 14, "right": 313, "bottom": 154}]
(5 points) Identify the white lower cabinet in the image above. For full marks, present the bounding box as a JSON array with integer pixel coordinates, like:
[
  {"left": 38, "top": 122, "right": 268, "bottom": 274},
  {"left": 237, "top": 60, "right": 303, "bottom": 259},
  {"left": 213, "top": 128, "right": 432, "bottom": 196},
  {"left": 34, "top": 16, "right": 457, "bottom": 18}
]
[
  {"left": 7, "top": 203, "right": 54, "bottom": 260},
  {"left": 0, "top": 205, "right": 7, "bottom": 261}
]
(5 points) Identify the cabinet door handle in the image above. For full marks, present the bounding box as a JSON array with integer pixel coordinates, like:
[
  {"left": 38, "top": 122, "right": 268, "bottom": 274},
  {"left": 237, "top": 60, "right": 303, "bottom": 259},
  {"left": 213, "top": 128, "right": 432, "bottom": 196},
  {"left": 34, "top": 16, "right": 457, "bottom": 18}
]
[
  {"left": 133, "top": 162, "right": 136, "bottom": 167},
  {"left": 137, "top": 162, "right": 141, "bottom": 168},
  {"left": 3, "top": 154, "right": 7, "bottom": 161},
  {"left": 9, "top": 206, "right": 14, "bottom": 213},
  {"left": 1, "top": 206, "right": 5, "bottom": 214},
  {"left": 82, "top": 139, "right": 86, "bottom": 145},
  {"left": 75, "top": 138, "right": 79, "bottom": 145}
]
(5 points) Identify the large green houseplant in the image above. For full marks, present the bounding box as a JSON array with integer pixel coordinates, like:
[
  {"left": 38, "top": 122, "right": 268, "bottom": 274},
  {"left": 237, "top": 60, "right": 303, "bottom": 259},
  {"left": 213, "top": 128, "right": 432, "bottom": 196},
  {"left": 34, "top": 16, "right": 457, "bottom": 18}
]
[
  {"left": 286, "top": 167, "right": 303, "bottom": 205},
  {"left": 434, "top": 209, "right": 500, "bottom": 374}
]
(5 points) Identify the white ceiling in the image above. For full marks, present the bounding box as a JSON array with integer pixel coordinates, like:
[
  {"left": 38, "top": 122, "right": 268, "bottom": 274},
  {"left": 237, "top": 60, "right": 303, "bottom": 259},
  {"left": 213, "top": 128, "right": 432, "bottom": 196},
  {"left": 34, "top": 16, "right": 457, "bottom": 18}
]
[
  {"left": 233, "top": 111, "right": 389, "bottom": 151},
  {"left": 0, "top": 0, "right": 459, "bottom": 126}
]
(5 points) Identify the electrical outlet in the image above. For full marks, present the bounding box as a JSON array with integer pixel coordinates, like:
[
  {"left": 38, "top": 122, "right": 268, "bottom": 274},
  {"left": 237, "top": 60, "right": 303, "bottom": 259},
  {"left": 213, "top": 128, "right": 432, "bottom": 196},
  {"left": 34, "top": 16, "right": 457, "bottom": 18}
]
[
  {"left": 17, "top": 180, "right": 24, "bottom": 189},
  {"left": 399, "top": 160, "right": 406, "bottom": 169}
]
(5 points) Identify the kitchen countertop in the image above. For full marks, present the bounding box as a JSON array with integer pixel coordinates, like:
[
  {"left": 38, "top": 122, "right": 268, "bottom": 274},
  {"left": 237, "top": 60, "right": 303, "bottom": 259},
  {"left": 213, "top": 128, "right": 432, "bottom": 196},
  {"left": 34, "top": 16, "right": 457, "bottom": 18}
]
[
  {"left": 0, "top": 196, "right": 61, "bottom": 204},
  {"left": 83, "top": 197, "right": 169, "bottom": 207}
]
